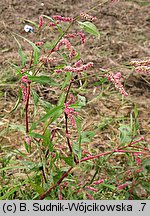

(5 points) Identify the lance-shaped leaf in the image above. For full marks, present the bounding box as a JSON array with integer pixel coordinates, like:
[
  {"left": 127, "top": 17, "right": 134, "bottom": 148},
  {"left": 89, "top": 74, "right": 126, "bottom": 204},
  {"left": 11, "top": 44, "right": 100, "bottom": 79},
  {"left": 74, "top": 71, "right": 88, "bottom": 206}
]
[
  {"left": 13, "top": 33, "right": 40, "bottom": 65},
  {"left": 78, "top": 21, "right": 100, "bottom": 38},
  {"left": 12, "top": 35, "right": 27, "bottom": 66},
  {"left": 28, "top": 75, "right": 58, "bottom": 86}
]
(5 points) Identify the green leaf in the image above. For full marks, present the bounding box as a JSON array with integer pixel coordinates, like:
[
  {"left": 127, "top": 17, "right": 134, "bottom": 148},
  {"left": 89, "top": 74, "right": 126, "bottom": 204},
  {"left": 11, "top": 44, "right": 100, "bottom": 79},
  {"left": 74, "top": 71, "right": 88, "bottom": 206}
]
[
  {"left": 0, "top": 165, "right": 27, "bottom": 172},
  {"left": 72, "top": 50, "right": 80, "bottom": 61},
  {"left": 72, "top": 141, "right": 82, "bottom": 160},
  {"left": 102, "top": 183, "right": 116, "bottom": 190},
  {"left": 61, "top": 156, "right": 75, "bottom": 166},
  {"left": 24, "top": 141, "right": 31, "bottom": 153},
  {"left": 119, "top": 124, "right": 132, "bottom": 145},
  {"left": 9, "top": 123, "right": 26, "bottom": 133},
  {"left": 12, "top": 35, "right": 27, "bottom": 66},
  {"left": 13, "top": 33, "right": 40, "bottom": 65},
  {"left": 0, "top": 186, "right": 20, "bottom": 200},
  {"left": 18, "top": 48, "right": 27, "bottom": 66},
  {"left": 78, "top": 21, "right": 100, "bottom": 37},
  {"left": 10, "top": 88, "right": 22, "bottom": 113},
  {"left": 31, "top": 89, "right": 39, "bottom": 117},
  {"left": 10, "top": 64, "right": 22, "bottom": 77},
  {"left": 24, "top": 19, "right": 39, "bottom": 29},
  {"left": 29, "top": 182, "right": 44, "bottom": 194},
  {"left": 28, "top": 132, "right": 44, "bottom": 139},
  {"left": 42, "top": 129, "right": 51, "bottom": 147},
  {"left": 37, "top": 105, "right": 63, "bottom": 124},
  {"left": 40, "top": 100, "right": 53, "bottom": 111},
  {"left": 77, "top": 94, "right": 86, "bottom": 106},
  {"left": 142, "top": 158, "right": 150, "bottom": 172},
  {"left": 61, "top": 72, "right": 72, "bottom": 89},
  {"left": 31, "top": 89, "right": 39, "bottom": 106},
  {"left": 75, "top": 116, "right": 81, "bottom": 135},
  {"left": 28, "top": 75, "right": 58, "bottom": 86},
  {"left": 80, "top": 131, "right": 95, "bottom": 143},
  {"left": 57, "top": 92, "right": 65, "bottom": 106}
]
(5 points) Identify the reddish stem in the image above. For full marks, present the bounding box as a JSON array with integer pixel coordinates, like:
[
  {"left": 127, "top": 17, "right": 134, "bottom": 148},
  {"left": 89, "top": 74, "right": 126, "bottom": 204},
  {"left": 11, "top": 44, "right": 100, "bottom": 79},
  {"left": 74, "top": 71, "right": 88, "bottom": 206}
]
[
  {"left": 39, "top": 166, "right": 73, "bottom": 200},
  {"left": 64, "top": 81, "right": 73, "bottom": 153},
  {"left": 25, "top": 83, "right": 30, "bottom": 133}
]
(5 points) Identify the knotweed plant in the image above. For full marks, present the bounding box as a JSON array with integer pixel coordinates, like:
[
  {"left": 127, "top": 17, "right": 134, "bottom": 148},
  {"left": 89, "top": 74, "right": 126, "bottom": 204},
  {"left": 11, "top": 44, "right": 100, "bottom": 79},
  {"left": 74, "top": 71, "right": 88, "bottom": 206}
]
[{"left": 1, "top": 1, "right": 149, "bottom": 200}]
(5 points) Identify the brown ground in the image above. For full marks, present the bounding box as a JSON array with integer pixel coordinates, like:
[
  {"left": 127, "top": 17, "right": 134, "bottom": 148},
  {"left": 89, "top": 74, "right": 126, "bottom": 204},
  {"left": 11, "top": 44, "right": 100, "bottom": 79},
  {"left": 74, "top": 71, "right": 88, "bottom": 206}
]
[{"left": 0, "top": 0, "right": 150, "bottom": 154}]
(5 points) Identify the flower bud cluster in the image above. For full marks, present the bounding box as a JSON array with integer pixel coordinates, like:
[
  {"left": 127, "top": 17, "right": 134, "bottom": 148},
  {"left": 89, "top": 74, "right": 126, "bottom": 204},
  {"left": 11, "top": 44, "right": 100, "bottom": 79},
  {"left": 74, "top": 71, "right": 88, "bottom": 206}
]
[
  {"left": 104, "top": 72, "right": 128, "bottom": 96},
  {"left": 131, "top": 60, "right": 150, "bottom": 67},
  {"left": 64, "top": 103, "right": 78, "bottom": 128},
  {"left": 55, "top": 69, "right": 63, "bottom": 73},
  {"left": 117, "top": 182, "right": 128, "bottom": 190},
  {"left": 80, "top": 13, "right": 97, "bottom": 21},
  {"left": 20, "top": 76, "right": 31, "bottom": 102},
  {"left": 65, "top": 32, "right": 86, "bottom": 44},
  {"left": 52, "top": 15, "right": 73, "bottom": 22},
  {"left": 40, "top": 56, "right": 57, "bottom": 64},
  {"left": 85, "top": 186, "right": 98, "bottom": 193},
  {"left": 78, "top": 32, "right": 86, "bottom": 44},
  {"left": 134, "top": 153, "right": 141, "bottom": 166},
  {"left": 93, "top": 178, "right": 104, "bottom": 185},
  {"left": 64, "top": 62, "right": 94, "bottom": 73},
  {"left": 86, "top": 193, "right": 94, "bottom": 200},
  {"left": 64, "top": 93, "right": 77, "bottom": 128},
  {"left": 69, "top": 47, "right": 77, "bottom": 59},
  {"left": 48, "top": 21, "right": 60, "bottom": 27},
  {"left": 39, "top": 16, "right": 44, "bottom": 28},
  {"left": 131, "top": 59, "right": 150, "bottom": 75},
  {"left": 24, "top": 136, "right": 32, "bottom": 146},
  {"left": 135, "top": 66, "right": 150, "bottom": 75},
  {"left": 65, "top": 33, "right": 77, "bottom": 39},
  {"left": 74, "top": 60, "right": 82, "bottom": 67},
  {"left": 35, "top": 41, "right": 44, "bottom": 46}
]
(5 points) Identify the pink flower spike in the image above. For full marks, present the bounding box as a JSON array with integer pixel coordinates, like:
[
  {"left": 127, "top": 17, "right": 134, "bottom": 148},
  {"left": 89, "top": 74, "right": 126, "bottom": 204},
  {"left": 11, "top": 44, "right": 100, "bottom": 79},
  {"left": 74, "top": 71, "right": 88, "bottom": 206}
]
[
  {"left": 24, "top": 136, "right": 32, "bottom": 146},
  {"left": 69, "top": 47, "right": 77, "bottom": 59},
  {"left": 104, "top": 72, "right": 128, "bottom": 96},
  {"left": 134, "top": 153, "right": 141, "bottom": 166},
  {"left": 135, "top": 66, "right": 150, "bottom": 75},
  {"left": 78, "top": 32, "right": 86, "bottom": 44},
  {"left": 85, "top": 186, "right": 98, "bottom": 193},
  {"left": 93, "top": 178, "right": 104, "bottom": 185},
  {"left": 113, "top": 72, "right": 121, "bottom": 80},
  {"left": 20, "top": 76, "right": 31, "bottom": 102},
  {"left": 64, "top": 62, "right": 93, "bottom": 73},
  {"left": 74, "top": 60, "right": 82, "bottom": 68},
  {"left": 86, "top": 193, "right": 94, "bottom": 200},
  {"left": 135, "top": 167, "right": 144, "bottom": 174},
  {"left": 65, "top": 33, "right": 77, "bottom": 39},
  {"left": 131, "top": 59, "right": 150, "bottom": 67},
  {"left": 118, "top": 182, "right": 128, "bottom": 190},
  {"left": 64, "top": 100, "right": 78, "bottom": 128},
  {"left": 39, "top": 16, "right": 44, "bottom": 28},
  {"left": 55, "top": 38, "right": 71, "bottom": 51},
  {"left": 55, "top": 69, "right": 63, "bottom": 73},
  {"left": 80, "top": 13, "right": 97, "bottom": 21},
  {"left": 52, "top": 15, "right": 73, "bottom": 22}
]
